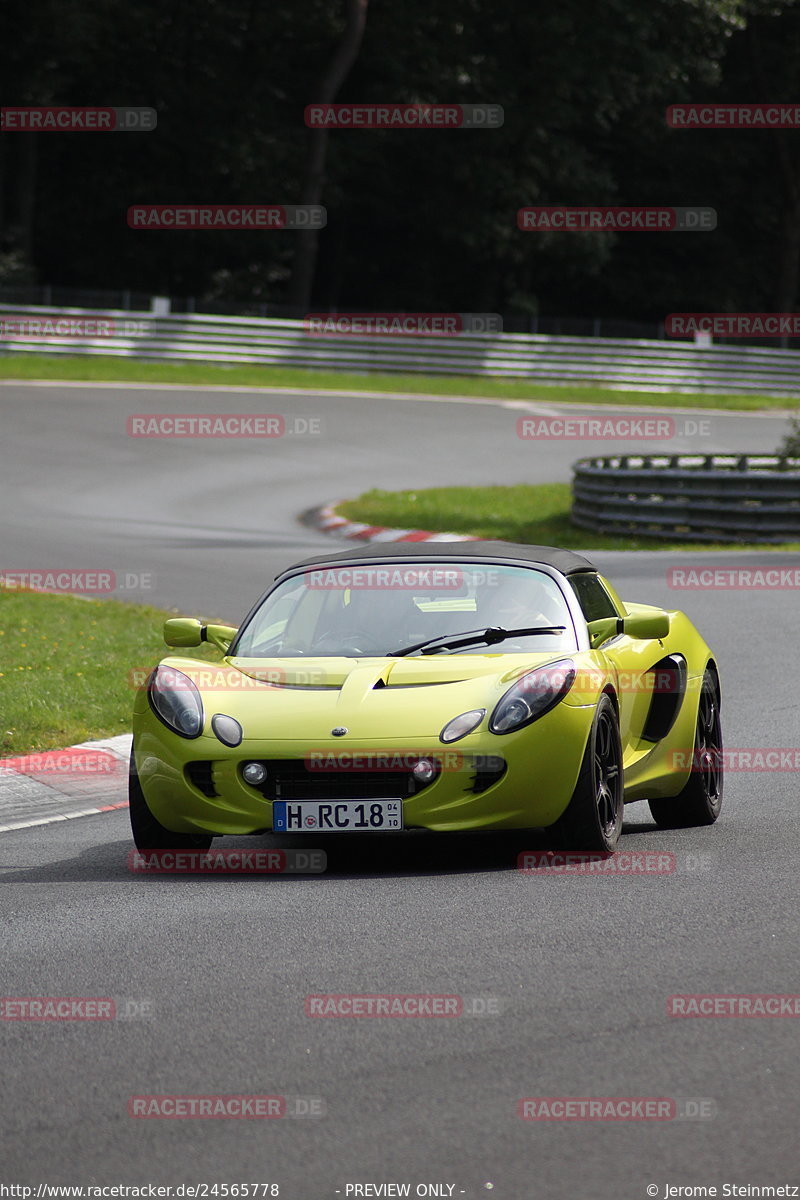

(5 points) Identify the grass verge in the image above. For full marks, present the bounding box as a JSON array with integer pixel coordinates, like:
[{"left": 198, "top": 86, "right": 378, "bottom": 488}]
[
  {"left": 338, "top": 484, "right": 800, "bottom": 552},
  {"left": 0, "top": 587, "right": 223, "bottom": 756},
  {"left": 0, "top": 352, "right": 796, "bottom": 412}
]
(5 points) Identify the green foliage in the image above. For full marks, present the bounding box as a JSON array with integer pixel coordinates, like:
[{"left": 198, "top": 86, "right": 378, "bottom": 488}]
[
  {"left": 0, "top": 352, "right": 794, "bottom": 410},
  {"left": 777, "top": 412, "right": 800, "bottom": 456},
  {"left": 0, "top": 587, "right": 225, "bottom": 755},
  {"left": 339, "top": 483, "right": 800, "bottom": 550},
  {"left": 2, "top": 0, "right": 800, "bottom": 316}
]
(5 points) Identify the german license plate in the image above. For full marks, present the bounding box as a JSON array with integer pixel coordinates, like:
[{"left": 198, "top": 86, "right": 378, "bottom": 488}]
[{"left": 272, "top": 799, "right": 403, "bottom": 832}]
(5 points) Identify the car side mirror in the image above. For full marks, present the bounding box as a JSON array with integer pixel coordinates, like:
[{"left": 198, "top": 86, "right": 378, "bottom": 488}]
[
  {"left": 163, "top": 618, "right": 203, "bottom": 647},
  {"left": 163, "top": 618, "right": 238, "bottom": 653},
  {"left": 623, "top": 611, "right": 670, "bottom": 641},
  {"left": 587, "top": 611, "right": 669, "bottom": 648}
]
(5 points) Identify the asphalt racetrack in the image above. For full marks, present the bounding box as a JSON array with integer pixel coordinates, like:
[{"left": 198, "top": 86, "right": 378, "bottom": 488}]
[{"left": 1, "top": 381, "right": 798, "bottom": 1197}]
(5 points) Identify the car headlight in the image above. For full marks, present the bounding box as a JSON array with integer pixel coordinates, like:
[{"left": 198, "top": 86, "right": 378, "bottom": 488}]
[
  {"left": 489, "top": 659, "right": 576, "bottom": 735},
  {"left": 148, "top": 665, "right": 204, "bottom": 739},
  {"left": 439, "top": 709, "right": 486, "bottom": 744}
]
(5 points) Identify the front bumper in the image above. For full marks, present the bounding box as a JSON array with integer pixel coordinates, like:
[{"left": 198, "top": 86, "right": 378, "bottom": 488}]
[{"left": 132, "top": 701, "right": 594, "bottom": 836}]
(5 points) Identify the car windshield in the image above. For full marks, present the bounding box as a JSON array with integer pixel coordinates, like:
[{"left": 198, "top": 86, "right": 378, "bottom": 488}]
[{"left": 232, "top": 562, "right": 579, "bottom": 658}]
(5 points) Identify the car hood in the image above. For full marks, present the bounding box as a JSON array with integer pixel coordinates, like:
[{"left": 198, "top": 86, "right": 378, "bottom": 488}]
[{"left": 161, "top": 652, "right": 573, "bottom": 740}]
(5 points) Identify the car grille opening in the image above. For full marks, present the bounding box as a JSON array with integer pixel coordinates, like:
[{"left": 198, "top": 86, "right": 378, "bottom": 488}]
[
  {"left": 241, "top": 759, "right": 439, "bottom": 802},
  {"left": 185, "top": 761, "right": 218, "bottom": 798},
  {"left": 466, "top": 756, "right": 507, "bottom": 794}
]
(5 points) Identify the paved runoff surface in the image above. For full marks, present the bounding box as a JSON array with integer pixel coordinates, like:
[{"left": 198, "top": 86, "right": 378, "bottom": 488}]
[
  {"left": 0, "top": 735, "right": 131, "bottom": 831},
  {"left": 1, "top": 380, "right": 799, "bottom": 1197}
]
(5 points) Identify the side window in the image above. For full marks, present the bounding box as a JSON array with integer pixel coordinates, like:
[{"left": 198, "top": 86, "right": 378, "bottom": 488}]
[{"left": 568, "top": 573, "right": 619, "bottom": 622}]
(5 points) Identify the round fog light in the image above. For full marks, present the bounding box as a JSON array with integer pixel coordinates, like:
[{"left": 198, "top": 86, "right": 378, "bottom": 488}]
[
  {"left": 242, "top": 762, "right": 268, "bottom": 786},
  {"left": 412, "top": 758, "right": 437, "bottom": 783}
]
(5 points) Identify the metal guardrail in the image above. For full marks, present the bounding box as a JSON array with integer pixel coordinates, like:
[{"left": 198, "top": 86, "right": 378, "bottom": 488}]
[
  {"left": 572, "top": 454, "right": 800, "bottom": 543},
  {"left": 3, "top": 303, "right": 800, "bottom": 395},
  {"left": 0, "top": 289, "right": 671, "bottom": 338}
]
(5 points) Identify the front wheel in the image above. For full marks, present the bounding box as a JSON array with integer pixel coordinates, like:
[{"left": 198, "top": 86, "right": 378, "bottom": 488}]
[
  {"left": 129, "top": 747, "right": 213, "bottom": 851},
  {"left": 649, "top": 670, "right": 722, "bottom": 829},
  {"left": 548, "top": 694, "right": 624, "bottom": 852}
]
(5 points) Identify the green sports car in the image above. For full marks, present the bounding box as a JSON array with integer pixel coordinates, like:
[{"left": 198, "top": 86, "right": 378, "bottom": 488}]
[{"left": 129, "top": 541, "right": 722, "bottom": 854}]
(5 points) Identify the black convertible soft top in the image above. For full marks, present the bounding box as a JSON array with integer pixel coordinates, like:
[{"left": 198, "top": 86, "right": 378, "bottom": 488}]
[{"left": 285, "top": 539, "right": 597, "bottom": 578}]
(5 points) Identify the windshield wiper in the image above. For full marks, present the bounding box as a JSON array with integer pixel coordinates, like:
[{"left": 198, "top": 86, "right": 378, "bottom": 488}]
[{"left": 388, "top": 625, "right": 566, "bottom": 658}]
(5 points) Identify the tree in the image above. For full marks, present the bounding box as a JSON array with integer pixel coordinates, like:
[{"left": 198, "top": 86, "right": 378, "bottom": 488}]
[{"left": 288, "top": 0, "right": 369, "bottom": 311}]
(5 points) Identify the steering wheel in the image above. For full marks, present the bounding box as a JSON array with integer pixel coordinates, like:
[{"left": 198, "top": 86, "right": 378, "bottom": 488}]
[{"left": 311, "top": 629, "right": 385, "bottom": 656}]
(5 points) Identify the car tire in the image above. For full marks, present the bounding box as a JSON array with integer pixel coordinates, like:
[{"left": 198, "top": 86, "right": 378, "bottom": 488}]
[
  {"left": 548, "top": 693, "right": 624, "bottom": 852},
  {"left": 129, "top": 747, "right": 213, "bottom": 851},
  {"left": 648, "top": 669, "right": 722, "bottom": 829}
]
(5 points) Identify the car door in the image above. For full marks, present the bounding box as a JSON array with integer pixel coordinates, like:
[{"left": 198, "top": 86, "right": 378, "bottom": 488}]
[{"left": 568, "top": 572, "right": 671, "bottom": 762}]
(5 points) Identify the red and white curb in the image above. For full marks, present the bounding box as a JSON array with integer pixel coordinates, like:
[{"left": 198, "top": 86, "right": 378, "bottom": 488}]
[
  {"left": 0, "top": 733, "right": 131, "bottom": 832},
  {"left": 312, "top": 501, "right": 480, "bottom": 544}
]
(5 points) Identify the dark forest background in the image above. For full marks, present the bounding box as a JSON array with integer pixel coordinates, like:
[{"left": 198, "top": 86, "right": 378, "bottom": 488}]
[{"left": 2, "top": 0, "right": 800, "bottom": 324}]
